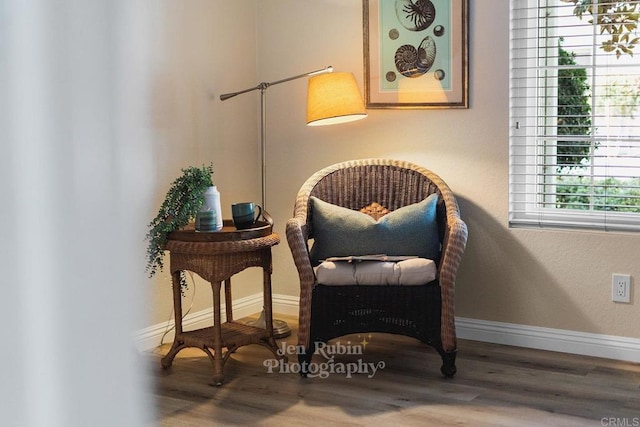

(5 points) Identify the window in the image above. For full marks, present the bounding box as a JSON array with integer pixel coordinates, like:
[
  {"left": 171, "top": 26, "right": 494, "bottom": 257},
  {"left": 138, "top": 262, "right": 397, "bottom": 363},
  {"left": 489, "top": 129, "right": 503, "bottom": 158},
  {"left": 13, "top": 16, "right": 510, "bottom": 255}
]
[{"left": 510, "top": 0, "right": 640, "bottom": 231}]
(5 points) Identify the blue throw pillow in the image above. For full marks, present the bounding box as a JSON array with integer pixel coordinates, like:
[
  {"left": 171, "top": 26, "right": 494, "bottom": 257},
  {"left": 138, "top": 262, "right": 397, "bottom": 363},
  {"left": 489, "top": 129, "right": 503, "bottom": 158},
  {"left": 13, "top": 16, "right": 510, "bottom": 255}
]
[{"left": 309, "top": 194, "right": 441, "bottom": 265}]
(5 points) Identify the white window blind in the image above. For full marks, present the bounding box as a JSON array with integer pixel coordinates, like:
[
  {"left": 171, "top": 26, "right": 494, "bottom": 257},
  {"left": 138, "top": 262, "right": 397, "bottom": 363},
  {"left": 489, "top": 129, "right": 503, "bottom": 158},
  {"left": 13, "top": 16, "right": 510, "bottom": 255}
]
[{"left": 510, "top": 0, "right": 640, "bottom": 231}]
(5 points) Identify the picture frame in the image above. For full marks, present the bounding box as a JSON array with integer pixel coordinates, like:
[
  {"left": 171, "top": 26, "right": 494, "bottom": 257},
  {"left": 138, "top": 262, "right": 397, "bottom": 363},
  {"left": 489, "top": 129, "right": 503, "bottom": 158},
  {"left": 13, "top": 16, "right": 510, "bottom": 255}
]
[{"left": 363, "top": 0, "right": 469, "bottom": 109}]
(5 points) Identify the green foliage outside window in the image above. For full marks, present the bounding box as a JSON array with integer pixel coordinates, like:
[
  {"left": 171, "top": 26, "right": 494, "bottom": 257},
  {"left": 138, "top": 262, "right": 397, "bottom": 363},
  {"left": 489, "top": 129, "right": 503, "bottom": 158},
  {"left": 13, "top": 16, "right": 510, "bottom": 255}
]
[
  {"left": 555, "top": 39, "right": 640, "bottom": 213},
  {"left": 557, "top": 40, "right": 592, "bottom": 171},
  {"left": 562, "top": 0, "right": 640, "bottom": 58},
  {"left": 555, "top": 176, "right": 640, "bottom": 212}
]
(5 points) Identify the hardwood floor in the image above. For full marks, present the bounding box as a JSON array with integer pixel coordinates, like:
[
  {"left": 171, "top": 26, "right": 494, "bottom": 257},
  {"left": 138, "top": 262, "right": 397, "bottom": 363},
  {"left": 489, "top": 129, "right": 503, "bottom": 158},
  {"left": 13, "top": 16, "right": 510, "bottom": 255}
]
[{"left": 145, "top": 315, "right": 640, "bottom": 426}]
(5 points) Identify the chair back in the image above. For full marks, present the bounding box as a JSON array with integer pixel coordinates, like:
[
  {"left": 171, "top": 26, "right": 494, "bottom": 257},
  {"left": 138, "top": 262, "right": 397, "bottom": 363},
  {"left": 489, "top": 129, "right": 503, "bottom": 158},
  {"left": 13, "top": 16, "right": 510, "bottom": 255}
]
[{"left": 293, "top": 159, "right": 458, "bottom": 243}]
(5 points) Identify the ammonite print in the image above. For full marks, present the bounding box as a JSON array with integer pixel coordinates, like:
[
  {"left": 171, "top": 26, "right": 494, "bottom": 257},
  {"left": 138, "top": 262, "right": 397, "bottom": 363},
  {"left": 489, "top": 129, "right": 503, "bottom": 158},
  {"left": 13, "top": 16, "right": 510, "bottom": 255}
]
[
  {"left": 395, "top": 0, "right": 436, "bottom": 31},
  {"left": 394, "top": 36, "right": 437, "bottom": 78},
  {"left": 364, "top": 0, "right": 468, "bottom": 108},
  {"left": 394, "top": 45, "right": 421, "bottom": 78}
]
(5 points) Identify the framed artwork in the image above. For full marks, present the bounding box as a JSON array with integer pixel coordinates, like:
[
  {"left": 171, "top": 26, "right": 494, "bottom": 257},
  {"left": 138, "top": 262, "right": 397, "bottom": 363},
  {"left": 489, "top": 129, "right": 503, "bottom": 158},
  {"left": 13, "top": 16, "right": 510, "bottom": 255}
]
[{"left": 363, "top": 0, "right": 468, "bottom": 109}]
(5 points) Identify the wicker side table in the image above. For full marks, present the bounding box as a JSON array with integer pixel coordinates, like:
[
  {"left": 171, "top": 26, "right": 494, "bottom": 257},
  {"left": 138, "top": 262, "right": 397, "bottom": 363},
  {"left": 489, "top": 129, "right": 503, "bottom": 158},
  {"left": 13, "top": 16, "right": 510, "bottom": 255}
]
[{"left": 160, "top": 221, "right": 283, "bottom": 385}]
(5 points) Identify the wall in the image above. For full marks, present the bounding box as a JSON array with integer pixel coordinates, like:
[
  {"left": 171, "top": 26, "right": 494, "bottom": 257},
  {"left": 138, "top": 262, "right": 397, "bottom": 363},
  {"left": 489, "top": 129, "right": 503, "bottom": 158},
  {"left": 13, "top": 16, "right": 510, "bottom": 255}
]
[
  {"left": 146, "top": 0, "right": 265, "bottom": 325},
  {"left": 255, "top": 0, "right": 640, "bottom": 340},
  {"left": 146, "top": 0, "right": 639, "bottom": 342}
]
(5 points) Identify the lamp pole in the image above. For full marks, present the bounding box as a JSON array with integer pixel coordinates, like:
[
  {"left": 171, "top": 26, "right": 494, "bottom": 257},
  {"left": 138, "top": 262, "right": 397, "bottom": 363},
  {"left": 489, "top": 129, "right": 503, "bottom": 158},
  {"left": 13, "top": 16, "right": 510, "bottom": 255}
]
[
  {"left": 220, "top": 66, "right": 333, "bottom": 338},
  {"left": 220, "top": 66, "right": 333, "bottom": 210}
]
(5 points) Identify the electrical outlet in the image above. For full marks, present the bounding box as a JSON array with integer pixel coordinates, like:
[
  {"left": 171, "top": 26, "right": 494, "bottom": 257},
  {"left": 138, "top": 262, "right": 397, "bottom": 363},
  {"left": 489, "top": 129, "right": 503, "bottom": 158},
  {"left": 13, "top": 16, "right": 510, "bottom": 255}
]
[{"left": 612, "top": 274, "right": 631, "bottom": 303}]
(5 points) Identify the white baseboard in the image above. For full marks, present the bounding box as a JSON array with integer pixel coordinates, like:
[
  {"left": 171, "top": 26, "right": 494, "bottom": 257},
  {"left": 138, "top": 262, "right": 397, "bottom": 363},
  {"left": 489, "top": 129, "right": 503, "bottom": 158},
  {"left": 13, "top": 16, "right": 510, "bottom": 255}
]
[
  {"left": 134, "top": 294, "right": 640, "bottom": 363},
  {"left": 133, "top": 293, "right": 297, "bottom": 352},
  {"left": 456, "top": 317, "right": 640, "bottom": 363},
  {"left": 133, "top": 293, "right": 263, "bottom": 351},
  {"left": 271, "top": 293, "right": 300, "bottom": 317}
]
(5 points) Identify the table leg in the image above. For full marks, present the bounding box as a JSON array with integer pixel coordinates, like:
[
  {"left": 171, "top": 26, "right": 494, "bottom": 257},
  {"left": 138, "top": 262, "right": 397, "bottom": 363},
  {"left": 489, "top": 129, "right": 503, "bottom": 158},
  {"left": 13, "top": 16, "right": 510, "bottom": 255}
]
[
  {"left": 224, "top": 278, "right": 233, "bottom": 322},
  {"left": 263, "top": 269, "right": 275, "bottom": 347},
  {"left": 161, "top": 270, "right": 185, "bottom": 369},
  {"left": 172, "top": 270, "right": 184, "bottom": 336},
  {"left": 211, "top": 280, "right": 224, "bottom": 385},
  {"left": 258, "top": 267, "right": 285, "bottom": 361}
]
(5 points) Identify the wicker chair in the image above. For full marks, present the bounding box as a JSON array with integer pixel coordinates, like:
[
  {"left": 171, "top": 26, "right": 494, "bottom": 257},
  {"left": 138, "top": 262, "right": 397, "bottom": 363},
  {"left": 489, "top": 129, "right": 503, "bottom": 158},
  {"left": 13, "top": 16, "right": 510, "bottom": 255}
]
[{"left": 286, "top": 159, "right": 468, "bottom": 377}]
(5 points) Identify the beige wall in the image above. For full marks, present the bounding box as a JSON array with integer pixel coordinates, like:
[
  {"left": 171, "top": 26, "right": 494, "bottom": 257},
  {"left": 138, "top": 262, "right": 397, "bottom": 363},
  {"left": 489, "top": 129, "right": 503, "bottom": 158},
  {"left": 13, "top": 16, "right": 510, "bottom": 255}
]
[
  {"left": 146, "top": 0, "right": 264, "bottom": 323},
  {"left": 146, "top": 0, "right": 639, "bottom": 339}
]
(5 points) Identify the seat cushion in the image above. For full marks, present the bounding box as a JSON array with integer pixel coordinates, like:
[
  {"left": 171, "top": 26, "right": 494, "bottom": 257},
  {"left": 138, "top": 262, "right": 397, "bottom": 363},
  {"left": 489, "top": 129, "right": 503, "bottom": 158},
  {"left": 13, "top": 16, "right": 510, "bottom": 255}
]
[
  {"left": 314, "top": 258, "right": 437, "bottom": 286},
  {"left": 309, "top": 194, "right": 440, "bottom": 266}
]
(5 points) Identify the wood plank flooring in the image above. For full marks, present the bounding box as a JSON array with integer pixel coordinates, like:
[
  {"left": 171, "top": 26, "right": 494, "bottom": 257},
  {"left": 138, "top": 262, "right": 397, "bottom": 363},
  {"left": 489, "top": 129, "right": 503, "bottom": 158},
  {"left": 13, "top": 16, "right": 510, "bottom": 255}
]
[{"left": 144, "top": 315, "right": 640, "bottom": 426}]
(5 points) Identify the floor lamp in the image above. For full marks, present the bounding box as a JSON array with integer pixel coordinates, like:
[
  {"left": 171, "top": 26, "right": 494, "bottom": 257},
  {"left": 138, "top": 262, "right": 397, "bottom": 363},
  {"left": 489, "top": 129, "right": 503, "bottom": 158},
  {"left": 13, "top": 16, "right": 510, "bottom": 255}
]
[{"left": 220, "top": 66, "right": 367, "bottom": 337}]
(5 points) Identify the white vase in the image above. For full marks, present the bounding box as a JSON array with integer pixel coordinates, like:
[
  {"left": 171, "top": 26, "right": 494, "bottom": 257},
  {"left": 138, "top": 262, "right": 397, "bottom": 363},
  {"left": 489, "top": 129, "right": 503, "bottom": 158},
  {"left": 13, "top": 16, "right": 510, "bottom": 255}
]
[{"left": 196, "top": 186, "right": 223, "bottom": 231}]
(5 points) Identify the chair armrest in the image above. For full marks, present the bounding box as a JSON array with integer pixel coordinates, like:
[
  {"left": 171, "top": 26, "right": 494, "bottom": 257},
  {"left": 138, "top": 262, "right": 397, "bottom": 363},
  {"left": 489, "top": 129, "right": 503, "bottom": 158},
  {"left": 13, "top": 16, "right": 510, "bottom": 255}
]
[
  {"left": 438, "top": 213, "right": 468, "bottom": 352},
  {"left": 285, "top": 216, "right": 316, "bottom": 347}
]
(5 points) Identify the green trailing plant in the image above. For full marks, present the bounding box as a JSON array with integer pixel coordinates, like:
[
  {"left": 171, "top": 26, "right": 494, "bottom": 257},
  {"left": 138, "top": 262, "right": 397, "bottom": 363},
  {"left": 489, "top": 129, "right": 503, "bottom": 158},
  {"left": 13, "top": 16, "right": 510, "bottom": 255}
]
[{"left": 146, "top": 164, "right": 214, "bottom": 280}]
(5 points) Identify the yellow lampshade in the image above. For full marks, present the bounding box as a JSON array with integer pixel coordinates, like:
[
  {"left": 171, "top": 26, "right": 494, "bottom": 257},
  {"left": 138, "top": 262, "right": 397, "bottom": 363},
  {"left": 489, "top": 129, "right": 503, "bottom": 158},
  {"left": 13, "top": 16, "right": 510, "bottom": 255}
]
[{"left": 306, "top": 72, "right": 367, "bottom": 126}]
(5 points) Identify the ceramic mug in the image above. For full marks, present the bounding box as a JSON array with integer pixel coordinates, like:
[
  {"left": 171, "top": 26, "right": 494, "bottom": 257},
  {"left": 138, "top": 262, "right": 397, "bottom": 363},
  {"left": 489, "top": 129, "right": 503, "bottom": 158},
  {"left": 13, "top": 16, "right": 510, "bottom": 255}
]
[{"left": 231, "top": 202, "right": 262, "bottom": 230}]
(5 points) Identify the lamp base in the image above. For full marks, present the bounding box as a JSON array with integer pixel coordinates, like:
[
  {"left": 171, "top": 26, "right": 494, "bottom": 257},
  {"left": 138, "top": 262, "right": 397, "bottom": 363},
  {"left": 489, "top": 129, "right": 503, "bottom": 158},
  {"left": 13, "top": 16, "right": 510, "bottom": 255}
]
[{"left": 244, "top": 309, "right": 291, "bottom": 339}]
